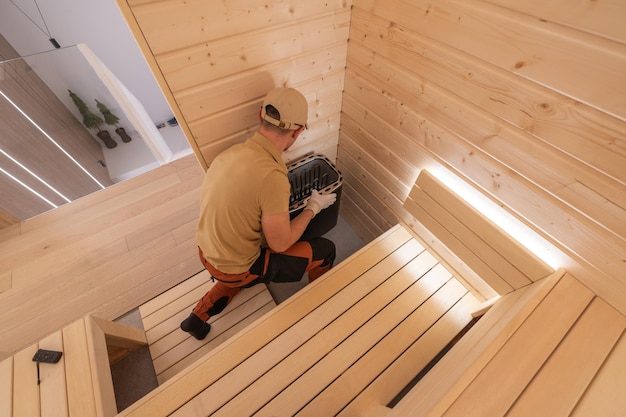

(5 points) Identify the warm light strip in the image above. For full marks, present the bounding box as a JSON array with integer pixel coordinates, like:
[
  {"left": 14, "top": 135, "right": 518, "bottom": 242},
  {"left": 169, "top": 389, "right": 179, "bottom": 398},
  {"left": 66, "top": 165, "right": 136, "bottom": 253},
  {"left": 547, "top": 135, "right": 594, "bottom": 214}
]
[
  {"left": 0, "top": 166, "right": 57, "bottom": 208},
  {"left": 0, "top": 148, "right": 71, "bottom": 203},
  {"left": 431, "top": 167, "right": 562, "bottom": 270},
  {"left": 0, "top": 89, "right": 106, "bottom": 189}
]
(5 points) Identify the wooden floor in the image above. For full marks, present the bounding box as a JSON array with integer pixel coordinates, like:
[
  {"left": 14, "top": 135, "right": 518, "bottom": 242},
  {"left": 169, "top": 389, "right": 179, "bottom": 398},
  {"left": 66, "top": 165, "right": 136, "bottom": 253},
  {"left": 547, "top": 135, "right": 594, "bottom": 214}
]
[
  {"left": 0, "top": 154, "right": 206, "bottom": 356},
  {"left": 139, "top": 270, "right": 277, "bottom": 384}
]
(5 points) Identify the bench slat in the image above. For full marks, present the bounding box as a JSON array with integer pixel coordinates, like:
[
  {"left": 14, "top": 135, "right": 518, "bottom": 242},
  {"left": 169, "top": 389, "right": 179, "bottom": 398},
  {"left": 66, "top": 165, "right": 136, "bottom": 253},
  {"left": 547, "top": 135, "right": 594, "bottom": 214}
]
[
  {"left": 416, "top": 171, "right": 552, "bottom": 282},
  {"left": 259, "top": 274, "right": 459, "bottom": 417},
  {"left": 404, "top": 189, "right": 514, "bottom": 295},
  {"left": 506, "top": 296, "right": 626, "bottom": 416},
  {"left": 147, "top": 287, "right": 270, "bottom": 360},
  {"left": 389, "top": 269, "right": 564, "bottom": 417},
  {"left": 301, "top": 273, "right": 475, "bottom": 417},
  {"left": 144, "top": 283, "right": 264, "bottom": 346},
  {"left": 404, "top": 170, "right": 555, "bottom": 296},
  {"left": 571, "top": 330, "right": 626, "bottom": 416},
  {"left": 410, "top": 181, "right": 531, "bottom": 290},
  {"left": 9, "top": 316, "right": 146, "bottom": 417},
  {"left": 398, "top": 217, "right": 499, "bottom": 302},
  {"left": 155, "top": 290, "right": 276, "bottom": 383},
  {"left": 171, "top": 236, "right": 428, "bottom": 416},
  {"left": 63, "top": 319, "right": 99, "bottom": 417},
  {"left": 210, "top": 249, "right": 441, "bottom": 417},
  {"left": 39, "top": 331, "right": 69, "bottom": 417},
  {"left": 0, "top": 356, "right": 12, "bottom": 417},
  {"left": 441, "top": 274, "right": 593, "bottom": 417},
  {"left": 13, "top": 343, "right": 39, "bottom": 417},
  {"left": 157, "top": 300, "right": 278, "bottom": 383},
  {"left": 139, "top": 270, "right": 211, "bottom": 329},
  {"left": 85, "top": 317, "right": 119, "bottom": 417},
  {"left": 91, "top": 316, "right": 147, "bottom": 350},
  {"left": 0, "top": 356, "right": 13, "bottom": 416},
  {"left": 117, "top": 225, "right": 413, "bottom": 417},
  {"left": 335, "top": 291, "right": 480, "bottom": 417},
  {"left": 141, "top": 281, "right": 273, "bottom": 384}
]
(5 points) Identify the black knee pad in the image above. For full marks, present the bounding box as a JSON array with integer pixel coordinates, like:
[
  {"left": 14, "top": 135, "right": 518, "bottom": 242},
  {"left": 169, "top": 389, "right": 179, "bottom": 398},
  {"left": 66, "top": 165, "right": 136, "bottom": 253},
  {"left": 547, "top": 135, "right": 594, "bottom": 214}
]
[
  {"left": 308, "top": 237, "right": 336, "bottom": 267},
  {"left": 207, "top": 296, "right": 230, "bottom": 316}
]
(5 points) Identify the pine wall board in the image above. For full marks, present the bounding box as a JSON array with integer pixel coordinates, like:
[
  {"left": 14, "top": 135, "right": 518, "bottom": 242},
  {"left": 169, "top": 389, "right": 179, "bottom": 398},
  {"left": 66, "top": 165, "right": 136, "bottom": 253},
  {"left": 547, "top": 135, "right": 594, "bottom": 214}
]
[
  {"left": 341, "top": 0, "right": 626, "bottom": 313},
  {"left": 480, "top": 0, "right": 626, "bottom": 44},
  {"left": 0, "top": 155, "right": 204, "bottom": 354},
  {"left": 118, "top": 0, "right": 352, "bottom": 170},
  {"left": 118, "top": 0, "right": 626, "bottom": 313}
]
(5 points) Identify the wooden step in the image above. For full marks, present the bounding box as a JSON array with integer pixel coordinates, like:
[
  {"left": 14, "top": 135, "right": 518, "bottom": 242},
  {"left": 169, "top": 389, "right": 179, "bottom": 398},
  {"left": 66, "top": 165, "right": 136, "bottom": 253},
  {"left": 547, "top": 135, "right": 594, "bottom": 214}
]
[{"left": 139, "top": 270, "right": 277, "bottom": 383}]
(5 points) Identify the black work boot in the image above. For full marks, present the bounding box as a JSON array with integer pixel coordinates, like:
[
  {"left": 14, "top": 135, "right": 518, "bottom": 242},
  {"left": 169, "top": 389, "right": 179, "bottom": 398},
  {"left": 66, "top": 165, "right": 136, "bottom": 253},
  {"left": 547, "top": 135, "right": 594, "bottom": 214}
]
[{"left": 180, "top": 313, "right": 211, "bottom": 340}]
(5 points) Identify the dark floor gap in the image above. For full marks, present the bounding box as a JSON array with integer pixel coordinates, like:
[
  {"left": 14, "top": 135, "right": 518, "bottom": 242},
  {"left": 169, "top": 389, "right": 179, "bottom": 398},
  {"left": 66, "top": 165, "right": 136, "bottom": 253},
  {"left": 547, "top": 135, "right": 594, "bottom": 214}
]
[{"left": 387, "top": 315, "right": 481, "bottom": 408}]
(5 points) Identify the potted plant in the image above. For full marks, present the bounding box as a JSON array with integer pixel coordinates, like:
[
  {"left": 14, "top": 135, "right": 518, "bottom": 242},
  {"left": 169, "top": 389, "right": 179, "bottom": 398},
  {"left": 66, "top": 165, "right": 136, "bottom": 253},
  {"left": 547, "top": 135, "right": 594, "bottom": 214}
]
[
  {"left": 68, "top": 90, "right": 117, "bottom": 149},
  {"left": 96, "top": 99, "right": 132, "bottom": 143}
]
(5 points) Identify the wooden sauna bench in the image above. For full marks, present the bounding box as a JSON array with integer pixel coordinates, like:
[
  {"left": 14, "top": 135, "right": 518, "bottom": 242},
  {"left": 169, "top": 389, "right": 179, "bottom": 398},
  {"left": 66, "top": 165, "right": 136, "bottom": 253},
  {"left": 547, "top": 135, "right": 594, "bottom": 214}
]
[
  {"left": 0, "top": 261, "right": 276, "bottom": 417},
  {"left": 5, "top": 166, "right": 620, "bottom": 416},
  {"left": 385, "top": 269, "right": 626, "bottom": 417},
  {"left": 380, "top": 171, "right": 626, "bottom": 417},
  {"left": 1, "top": 315, "right": 147, "bottom": 417},
  {"left": 117, "top": 224, "right": 482, "bottom": 417},
  {"left": 114, "top": 169, "right": 561, "bottom": 416}
]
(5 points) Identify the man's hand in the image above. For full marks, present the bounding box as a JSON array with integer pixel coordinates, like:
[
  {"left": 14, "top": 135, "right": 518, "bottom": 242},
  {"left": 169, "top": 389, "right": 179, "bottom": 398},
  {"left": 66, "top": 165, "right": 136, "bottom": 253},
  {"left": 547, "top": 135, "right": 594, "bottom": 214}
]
[
  {"left": 262, "top": 189, "right": 337, "bottom": 252},
  {"left": 305, "top": 189, "right": 337, "bottom": 217}
]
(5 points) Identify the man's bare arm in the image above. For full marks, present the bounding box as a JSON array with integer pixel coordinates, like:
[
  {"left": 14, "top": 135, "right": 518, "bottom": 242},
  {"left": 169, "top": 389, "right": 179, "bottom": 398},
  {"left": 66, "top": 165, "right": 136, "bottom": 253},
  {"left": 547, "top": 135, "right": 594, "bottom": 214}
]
[{"left": 262, "top": 209, "right": 314, "bottom": 253}]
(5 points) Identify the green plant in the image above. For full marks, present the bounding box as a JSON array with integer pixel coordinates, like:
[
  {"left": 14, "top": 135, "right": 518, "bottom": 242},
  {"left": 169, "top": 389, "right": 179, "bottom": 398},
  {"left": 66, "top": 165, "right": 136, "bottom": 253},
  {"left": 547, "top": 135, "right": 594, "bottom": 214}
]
[
  {"left": 96, "top": 99, "right": 132, "bottom": 143},
  {"left": 96, "top": 100, "right": 120, "bottom": 127},
  {"left": 68, "top": 90, "right": 117, "bottom": 149},
  {"left": 68, "top": 89, "right": 104, "bottom": 131}
]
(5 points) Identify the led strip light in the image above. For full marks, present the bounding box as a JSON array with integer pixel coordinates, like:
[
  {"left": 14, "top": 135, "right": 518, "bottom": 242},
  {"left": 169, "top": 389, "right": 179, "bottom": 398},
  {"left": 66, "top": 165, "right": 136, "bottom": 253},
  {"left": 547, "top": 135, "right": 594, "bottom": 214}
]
[
  {"left": 0, "top": 165, "right": 58, "bottom": 208},
  {"left": 1, "top": 87, "right": 108, "bottom": 213},
  {"left": 0, "top": 147, "right": 71, "bottom": 204},
  {"left": 432, "top": 166, "right": 562, "bottom": 270},
  {"left": 0, "top": 89, "right": 107, "bottom": 194}
]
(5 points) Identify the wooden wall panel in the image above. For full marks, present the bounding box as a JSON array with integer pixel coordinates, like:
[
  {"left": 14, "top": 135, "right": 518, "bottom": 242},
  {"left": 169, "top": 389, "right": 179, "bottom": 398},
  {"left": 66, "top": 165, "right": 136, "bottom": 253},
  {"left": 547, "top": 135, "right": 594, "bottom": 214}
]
[
  {"left": 347, "top": 10, "right": 626, "bottom": 236},
  {"left": 344, "top": 40, "right": 626, "bottom": 278},
  {"left": 127, "top": 0, "right": 350, "bottom": 55},
  {"left": 118, "top": 0, "right": 351, "bottom": 170},
  {"left": 158, "top": 10, "right": 350, "bottom": 92},
  {"left": 191, "top": 79, "right": 345, "bottom": 155},
  {"left": 354, "top": 0, "right": 626, "bottom": 119},
  {"left": 344, "top": 0, "right": 626, "bottom": 313},
  {"left": 350, "top": 10, "right": 625, "bottom": 203},
  {"left": 0, "top": 155, "right": 204, "bottom": 354},
  {"left": 481, "top": 0, "right": 626, "bottom": 43}
]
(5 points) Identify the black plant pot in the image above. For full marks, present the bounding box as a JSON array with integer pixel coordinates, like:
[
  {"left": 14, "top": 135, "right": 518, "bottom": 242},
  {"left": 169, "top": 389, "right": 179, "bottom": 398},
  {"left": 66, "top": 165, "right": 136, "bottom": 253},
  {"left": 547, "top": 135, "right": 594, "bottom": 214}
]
[
  {"left": 97, "top": 130, "right": 118, "bottom": 149},
  {"left": 115, "top": 127, "right": 132, "bottom": 143}
]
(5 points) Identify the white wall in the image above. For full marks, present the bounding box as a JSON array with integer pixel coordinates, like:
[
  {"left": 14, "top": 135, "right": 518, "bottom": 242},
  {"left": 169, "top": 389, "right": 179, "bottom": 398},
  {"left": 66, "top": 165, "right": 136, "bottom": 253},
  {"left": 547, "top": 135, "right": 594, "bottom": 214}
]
[
  {"left": 0, "top": 0, "right": 191, "bottom": 175},
  {"left": 0, "top": 0, "right": 169, "bottom": 121}
]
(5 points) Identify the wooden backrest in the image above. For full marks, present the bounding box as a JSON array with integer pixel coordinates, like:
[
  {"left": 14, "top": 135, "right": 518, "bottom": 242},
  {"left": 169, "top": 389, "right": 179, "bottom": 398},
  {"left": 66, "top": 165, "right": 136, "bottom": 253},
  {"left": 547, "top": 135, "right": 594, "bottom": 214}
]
[
  {"left": 389, "top": 269, "right": 626, "bottom": 417},
  {"left": 403, "top": 170, "right": 553, "bottom": 295}
]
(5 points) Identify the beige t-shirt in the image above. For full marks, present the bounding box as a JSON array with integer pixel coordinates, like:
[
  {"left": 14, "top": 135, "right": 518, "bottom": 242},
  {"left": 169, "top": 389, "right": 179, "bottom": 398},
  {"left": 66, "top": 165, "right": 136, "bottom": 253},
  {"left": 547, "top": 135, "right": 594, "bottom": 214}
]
[{"left": 196, "top": 132, "right": 290, "bottom": 273}]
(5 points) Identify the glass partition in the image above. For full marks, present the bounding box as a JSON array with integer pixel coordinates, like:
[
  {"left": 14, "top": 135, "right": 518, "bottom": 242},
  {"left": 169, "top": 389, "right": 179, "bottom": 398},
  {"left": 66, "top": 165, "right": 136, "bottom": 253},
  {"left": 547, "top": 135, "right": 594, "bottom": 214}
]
[{"left": 0, "top": 44, "right": 189, "bottom": 221}]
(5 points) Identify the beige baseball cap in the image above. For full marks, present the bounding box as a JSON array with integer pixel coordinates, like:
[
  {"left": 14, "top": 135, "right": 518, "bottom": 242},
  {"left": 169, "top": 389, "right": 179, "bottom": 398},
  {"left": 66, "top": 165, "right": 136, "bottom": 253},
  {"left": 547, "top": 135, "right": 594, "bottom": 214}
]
[{"left": 261, "top": 87, "right": 308, "bottom": 130}]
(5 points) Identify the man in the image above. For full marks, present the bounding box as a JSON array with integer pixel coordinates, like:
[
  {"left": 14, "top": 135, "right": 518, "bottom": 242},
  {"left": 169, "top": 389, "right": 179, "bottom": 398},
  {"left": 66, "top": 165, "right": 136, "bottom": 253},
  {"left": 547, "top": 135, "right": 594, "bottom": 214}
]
[{"left": 180, "top": 87, "right": 337, "bottom": 340}]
